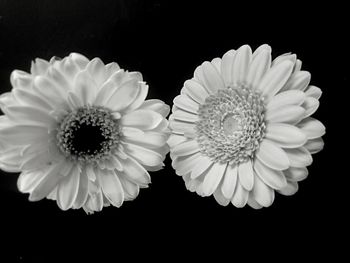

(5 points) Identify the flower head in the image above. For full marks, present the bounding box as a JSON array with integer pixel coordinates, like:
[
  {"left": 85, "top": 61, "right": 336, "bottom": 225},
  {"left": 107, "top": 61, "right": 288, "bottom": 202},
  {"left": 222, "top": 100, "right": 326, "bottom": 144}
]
[
  {"left": 0, "top": 53, "right": 170, "bottom": 213},
  {"left": 168, "top": 44, "right": 325, "bottom": 208}
]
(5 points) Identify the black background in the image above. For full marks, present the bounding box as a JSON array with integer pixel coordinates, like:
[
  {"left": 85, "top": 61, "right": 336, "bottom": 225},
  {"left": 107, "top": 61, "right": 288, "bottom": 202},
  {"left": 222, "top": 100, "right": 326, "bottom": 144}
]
[{"left": 0, "top": 0, "right": 347, "bottom": 260}]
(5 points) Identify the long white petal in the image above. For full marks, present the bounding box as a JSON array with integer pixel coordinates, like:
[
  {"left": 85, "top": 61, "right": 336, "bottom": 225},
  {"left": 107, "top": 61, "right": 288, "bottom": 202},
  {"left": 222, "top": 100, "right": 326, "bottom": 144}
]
[
  {"left": 265, "top": 123, "right": 307, "bottom": 148},
  {"left": 238, "top": 159, "right": 254, "bottom": 191},
  {"left": 221, "top": 164, "right": 238, "bottom": 199},
  {"left": 258, "top": 60, "right": 294, "bottom": 100},
  {"left": 297, "top": 117, "right": 326, "bottom": 139},
  {"left": 254, "top": 158, "right": 287, "bottom": 190},
  {"left": 201, "top": 162, "right": 227, "bottom": 196},
  {"left": 231, "top": 45, "right": 252, "bottom": 85},
  {"left": 99, "top": 169, "right": 124, "bottom": 207},
  {"left": 256, "top": 139, "right": 290, "bottom": 170},
  {"left": 252, "top": 174, "right": 275, "bottom": 207},
  {"left": 284, "top": 147, "right": 313, "bottom": 168}
]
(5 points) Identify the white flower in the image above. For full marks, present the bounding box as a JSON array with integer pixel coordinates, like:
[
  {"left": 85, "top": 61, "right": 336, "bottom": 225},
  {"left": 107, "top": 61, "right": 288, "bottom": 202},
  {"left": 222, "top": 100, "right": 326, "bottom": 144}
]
[
  {"left": 0, "top": 53, "right": 170, "bottom": 213},
  {"left": 168, "top": 44, "right": 325, "bottom": 208}
]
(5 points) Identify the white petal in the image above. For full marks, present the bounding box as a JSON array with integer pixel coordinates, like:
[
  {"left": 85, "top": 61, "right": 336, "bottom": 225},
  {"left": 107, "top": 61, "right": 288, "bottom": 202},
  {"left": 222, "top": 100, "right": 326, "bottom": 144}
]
[
  {"left": 252, "top": 44, "right": 271, "bottom": 58},
  {"left": 213, "top": 188, "right": 230, "bottom": 206},
  {"left": 173, "top": 109, "right": 198, "bottom": 123},
  {"left": 29, "top": 159, "right": 66, "bottom": 201},
  {"left": 302, "top": 97, "right": 319, "bottom": 118},
  {"left": 265, "top": 123, "right": 307, "bottom": 148},
  {"left": 265, "top": 105, "right": 305, "bottom": 124},
  {"left": 294, "top": 59, "right": 302, "bottom": 73},
  {"left": 252, "top": 174, "right": 275, "bottom": 207},
  {"left": 172, "top": 140, "right": 200, "bottom": 157},
  {"left": 118, "top": 175, "right": 139, "bottom": 201},
  {"left": 0, "top": 92, "right": 17, "bottom": 109},
  {"left": 33, "top": 76, "right": 66, "bottom": 107},
  {"left": 31, "top": 58, "right": 50, "bottom": 76},
  {"left": 258, "top": 60, "right": 294, "bottom": 100},
  {"left": 266, "top": 90, "right": 305, "bottom": 111},
  {"left": 139, "top": 99, "right": 170, "bottom": 117},
  {"left": 173, "top": 94, "right": 199, "bottom": 114},
  {"left": 169, "top": 119, "right": 196, "bottom": 136},
  {"left": 254, "top": 158, "right": 287, "bottom": 190},
  {"left": 0, "top": 125, "right": 50, "bottom": 146},
  {"left": 172, "top": 152, "right": 201, "bottom": 176},
  {"left": 256, "top": 139, "right": 290, "bottom": 170},
  {"left": 238, "top": 159, "right": 254, "bottom": 191},
  {"left": 167, "top": 134, "right": 188, "bottom": 149},
  {"left": 94, "top": 80, "right": 118, "bottom": 106},
  {"left": 105, "top": 62, "right": 120, "bottom": 79},
  {"left": 73, "top": 70, "right": 97, "bottom": 105},
  {"left": 191, "top": 155, "right": 213, "bottom": 179},
  {"left": 247, "top": 194, "right": 263, "bottom": 209},
  {"left": 305, "top": 85, "right": 322, "bottom": 99},
  {"left": 123, "top": 130, "right": 168, "bottom": 149},
  {"left": 99, "top": 169, "right": 124, "bottom": 207},
  {"left": 123, "top": 143, "right": 163, "bottom": 167},
  {"left": 183, "top": 79, "right": 209, "bottom": 104},
  {"left": 221, "top": 49, "right": 236, "bottom": 86},
  {"left": 86, "top": 58, "right": 107, "bottom": 86},
  {"left": 119, "top": 157, "right": 151, "bottom": 185},
  {"left": 106, "top": 78, "right": 140, "bottom": 111},
  {"left": 73, "top": 168, "right": 89, "bottom": 209},
  {"left": 282, "top": 71, "right": 311, "bottom": 91},
  {"left": 231, "top": 45, "right": 252, "bottom": 85},
  {"left": 231, "top": 181, "right": 248, "bottom": 208},
  {"left": 10, "top": 70, "right": 33, "bottom": 89},
  {"left": 247, "top": 48, "right": 271, "bottom": 88},
  {"left": 211, "top": 57, "right": 221, "bottom": 73},
  {"left": 121, "top": 110, "right": 163, "bottom": 130},
  {"left": 284, "top": 147, "right": 313, "bottom": 168},
  {"left": 221, "top": 164, "right": 238, "bottom": 199},
  {"left": 5, "top": 106, "right": 56, "bottom": 128},
  {"left": 278, "top": 181, "right": 298, "bottom": 196},
  {"left": 284, "top": 167, "right": 308, "bottom": 182},
  {"left": 124, "top": 83, "right": 149, "bottom": 113},
  {"left": 202, "top": 61, "right": 225, "bottom": 93},
  {"left": 297, "top": 117, "right": 326, "bottom": 139},
  {"left": 61, "top": 57, "right": 79, "bottom": 81},
  {"left": 202, "top": 162, "right": 227, "bottom": 196},
  {"left": 17, "top": 170, "right": 47, "bottom": 193},
  {"left": 193, "top": 65, "right": 206, "bottom": 88},
  {"left": 272, "top": 53, "right": 297, "bottom": 67},
  {"left": 67, "top": 91, "right": 83, "bottom": 109},
  {"left": 46, "top": 66, "right": 71, "bottom": 91},
  {"left": 57, "top": 165, "right": 80, "bottom": 210},
  {"left": 13, "top": 88, "right": 52, "bottom": 110},
  {"left": 69, "top": 53, "right": 89, "bottom": 69},
  {"left": 304, "top": 137, "right": 324, "bottom": 154}
]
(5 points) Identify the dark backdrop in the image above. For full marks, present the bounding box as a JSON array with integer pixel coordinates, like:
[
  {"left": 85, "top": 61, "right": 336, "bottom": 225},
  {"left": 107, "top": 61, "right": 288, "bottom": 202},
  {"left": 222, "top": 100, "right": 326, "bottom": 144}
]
[{"left": 0, "top": 0, "right": 347, "bottom": 260}]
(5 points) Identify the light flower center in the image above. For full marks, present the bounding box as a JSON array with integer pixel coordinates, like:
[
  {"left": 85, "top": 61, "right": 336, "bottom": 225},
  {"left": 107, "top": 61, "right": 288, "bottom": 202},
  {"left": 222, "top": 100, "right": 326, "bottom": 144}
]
[
  {"left": 56, "top": 106, "right": 121, "bottom": 163},
  {"left": 195, "top": 86, "right": 266, "bottom": 164}
]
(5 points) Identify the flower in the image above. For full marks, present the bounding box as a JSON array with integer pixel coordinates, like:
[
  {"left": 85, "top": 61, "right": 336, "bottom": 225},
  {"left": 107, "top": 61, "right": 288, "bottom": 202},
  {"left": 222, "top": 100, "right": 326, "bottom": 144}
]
[
  {"left": 168, "top": 44, "right": 325, "bottom": 208},
  {"left": 0, "top": 53, "right": 170, "bottom": 213}
]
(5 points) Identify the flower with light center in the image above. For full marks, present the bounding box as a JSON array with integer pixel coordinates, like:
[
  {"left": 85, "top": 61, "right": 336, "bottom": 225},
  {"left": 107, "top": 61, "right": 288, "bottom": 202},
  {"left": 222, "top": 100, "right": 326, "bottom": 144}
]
[
  {"left": 0, "top": 53, "right": 170, "bottom": 213},
  {"left": 168, "top": 44, "right": 325, "bottom": 208}
]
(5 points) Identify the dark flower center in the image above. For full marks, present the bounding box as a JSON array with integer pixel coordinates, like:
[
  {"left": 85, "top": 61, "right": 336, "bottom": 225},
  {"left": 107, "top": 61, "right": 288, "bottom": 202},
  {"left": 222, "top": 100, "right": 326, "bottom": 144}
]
[{"left": 56, "top": 106, "right": 120, "bottom": 163}]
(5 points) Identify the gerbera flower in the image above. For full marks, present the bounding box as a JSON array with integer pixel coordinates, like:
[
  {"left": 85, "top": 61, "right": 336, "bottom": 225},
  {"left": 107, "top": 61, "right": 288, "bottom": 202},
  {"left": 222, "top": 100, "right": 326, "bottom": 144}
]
[
  {"left": 0, "top": 53, "right": 169, "bottom": 213},
  {"left": 168, "top": 44, "right": 325, "bottom": 208}
]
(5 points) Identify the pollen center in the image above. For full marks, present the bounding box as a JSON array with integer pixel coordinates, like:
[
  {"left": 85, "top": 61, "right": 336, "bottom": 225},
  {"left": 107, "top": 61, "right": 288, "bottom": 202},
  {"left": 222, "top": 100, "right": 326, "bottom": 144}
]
[
  {"left": 195, "top": 86, "right": 266, "bottom": 164},
  {"left": 56, "top": 106, "right": 121, "bottom": 163}
]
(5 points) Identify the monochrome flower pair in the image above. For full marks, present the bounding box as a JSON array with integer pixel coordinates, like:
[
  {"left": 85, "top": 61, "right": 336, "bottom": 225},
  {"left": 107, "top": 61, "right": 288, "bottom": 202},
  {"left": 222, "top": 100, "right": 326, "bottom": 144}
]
[{"left": 0, "top": 44, "right": 325, "bottom": 213}]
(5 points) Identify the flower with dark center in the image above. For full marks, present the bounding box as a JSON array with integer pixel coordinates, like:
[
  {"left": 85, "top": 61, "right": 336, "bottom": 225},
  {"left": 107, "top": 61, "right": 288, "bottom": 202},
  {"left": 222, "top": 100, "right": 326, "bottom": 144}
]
[{"left": 0, "top": 53, "right": 170, "bottom": 213}]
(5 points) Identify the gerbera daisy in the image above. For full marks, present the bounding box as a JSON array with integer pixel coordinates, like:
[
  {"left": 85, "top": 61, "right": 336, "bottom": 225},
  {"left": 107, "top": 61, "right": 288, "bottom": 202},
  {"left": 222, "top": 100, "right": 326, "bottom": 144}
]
[
  {"left": 0, "top": 53, "right": 170, "bottom": 213},
  {"left": 168, "top": 44, "right": 325, "bottom": 208}
]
